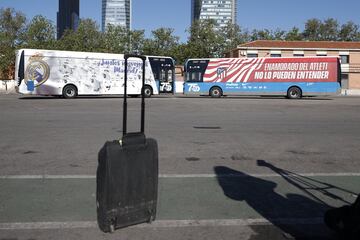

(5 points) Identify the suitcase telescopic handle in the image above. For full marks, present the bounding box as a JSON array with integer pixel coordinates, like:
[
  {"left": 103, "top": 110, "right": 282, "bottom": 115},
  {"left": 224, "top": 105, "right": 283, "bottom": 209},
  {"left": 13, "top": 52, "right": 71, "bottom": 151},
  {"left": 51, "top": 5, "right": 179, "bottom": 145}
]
[{"left": 123, "top": 54, "right": 147, "bottom": 137}]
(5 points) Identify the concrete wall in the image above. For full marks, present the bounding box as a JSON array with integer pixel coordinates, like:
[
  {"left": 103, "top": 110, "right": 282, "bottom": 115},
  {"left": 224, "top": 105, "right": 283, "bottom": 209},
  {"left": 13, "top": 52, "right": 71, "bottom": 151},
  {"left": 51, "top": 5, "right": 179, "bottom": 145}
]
[{"left": 0, "top": 80, "right": 17, "bottom": 94}]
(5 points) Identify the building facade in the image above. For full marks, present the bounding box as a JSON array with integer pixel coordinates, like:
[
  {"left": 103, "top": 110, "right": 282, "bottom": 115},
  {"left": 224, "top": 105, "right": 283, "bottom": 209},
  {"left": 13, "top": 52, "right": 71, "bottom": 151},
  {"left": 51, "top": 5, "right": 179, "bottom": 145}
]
[
  {"left": 191, "top": 0, "right": 237, "bottom": 29},
  {"left": 102, "top": 0, "right": 131, "bottom": 32},
  {"left": 57, "top": 0, "right": 80, "bottom": 39},
  {"left": 227, "top": 40, "right": 360, "bottom": 92}
]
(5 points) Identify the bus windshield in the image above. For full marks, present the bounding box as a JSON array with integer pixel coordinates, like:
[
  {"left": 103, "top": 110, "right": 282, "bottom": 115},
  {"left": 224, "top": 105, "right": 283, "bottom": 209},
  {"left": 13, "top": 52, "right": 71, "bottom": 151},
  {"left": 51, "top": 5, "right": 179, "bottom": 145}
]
[{"left": 185, "top": 60, "right": 209, "bottom": 82}]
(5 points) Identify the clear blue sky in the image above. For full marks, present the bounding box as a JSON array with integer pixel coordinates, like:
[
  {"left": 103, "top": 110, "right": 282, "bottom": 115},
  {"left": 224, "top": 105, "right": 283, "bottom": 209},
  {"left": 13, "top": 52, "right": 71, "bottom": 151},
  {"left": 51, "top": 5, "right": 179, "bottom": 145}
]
[{"left": 1, "top": 0, "right": 360, "bottom": 42}]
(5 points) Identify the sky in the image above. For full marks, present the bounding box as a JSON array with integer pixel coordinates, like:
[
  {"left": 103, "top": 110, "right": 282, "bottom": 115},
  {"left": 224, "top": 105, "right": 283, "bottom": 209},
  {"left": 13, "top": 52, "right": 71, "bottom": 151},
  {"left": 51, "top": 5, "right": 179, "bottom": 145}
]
[{"left": 1, "top": 0, "right": 360, "bottom": 42}]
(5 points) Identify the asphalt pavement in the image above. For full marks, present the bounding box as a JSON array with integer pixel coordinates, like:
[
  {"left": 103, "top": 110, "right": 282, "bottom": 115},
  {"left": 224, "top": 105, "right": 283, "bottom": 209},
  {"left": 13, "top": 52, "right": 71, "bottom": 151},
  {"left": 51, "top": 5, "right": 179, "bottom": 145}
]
[{"left": 0, "top": 94, "right": 360, "bottom": 240}]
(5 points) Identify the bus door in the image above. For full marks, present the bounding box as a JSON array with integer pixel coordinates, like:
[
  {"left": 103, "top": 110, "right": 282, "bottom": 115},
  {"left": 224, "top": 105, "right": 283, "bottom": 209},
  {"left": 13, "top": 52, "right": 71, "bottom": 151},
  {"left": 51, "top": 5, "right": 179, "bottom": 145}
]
[
  {"left": 149, "top": 57, "right": 175, "bottom": 94},
  {"left": 159, "top": 64, "right": 174, "bottom": 93}
]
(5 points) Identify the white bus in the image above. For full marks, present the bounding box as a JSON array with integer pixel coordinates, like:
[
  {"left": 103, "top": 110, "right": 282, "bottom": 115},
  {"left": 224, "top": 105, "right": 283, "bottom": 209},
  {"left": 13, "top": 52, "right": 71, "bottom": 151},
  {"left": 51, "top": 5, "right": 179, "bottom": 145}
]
[{"left": 15, "top": 49, "right": 176, "bottom": 98}]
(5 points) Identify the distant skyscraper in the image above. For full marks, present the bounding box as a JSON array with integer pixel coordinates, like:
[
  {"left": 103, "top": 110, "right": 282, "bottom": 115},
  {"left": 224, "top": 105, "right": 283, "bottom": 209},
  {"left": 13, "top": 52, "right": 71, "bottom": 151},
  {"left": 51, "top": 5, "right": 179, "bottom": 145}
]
[
  {"left": 57, "top": 0, "right": 80, "bottom": 39},
  {"left": 102, "top": 0, "right": 131, "bottom": 32},
  {"left": 191, "top": 0, "right": 237, "bottom": 29}
]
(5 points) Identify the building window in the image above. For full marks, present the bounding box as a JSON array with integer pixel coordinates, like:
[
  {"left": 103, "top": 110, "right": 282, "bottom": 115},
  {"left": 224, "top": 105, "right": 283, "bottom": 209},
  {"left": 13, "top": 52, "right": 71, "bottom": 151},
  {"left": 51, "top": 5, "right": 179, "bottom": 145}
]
[
  {"left": 316, "top": 51, "right": 327, "bottom": 56},
  {"left": 247, "top": 53, "right": 258, "bottom": 58},
  {"left": 270, "top": 54, "right": 281, "bottom": 57},
  {"left": 340, "top": 55, "right": 350, "bottom": 64}
]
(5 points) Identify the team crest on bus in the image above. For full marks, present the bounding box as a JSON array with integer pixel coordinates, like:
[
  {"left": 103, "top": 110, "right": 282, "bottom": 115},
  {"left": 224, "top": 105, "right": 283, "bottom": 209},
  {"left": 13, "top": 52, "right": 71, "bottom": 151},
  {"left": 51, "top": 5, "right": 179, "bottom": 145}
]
[
  {"left": 217, "top": 67, "right": 228, "bottom": 80},
  {"left": 25, "top": 54, "right": 50, "bottom": 87}
]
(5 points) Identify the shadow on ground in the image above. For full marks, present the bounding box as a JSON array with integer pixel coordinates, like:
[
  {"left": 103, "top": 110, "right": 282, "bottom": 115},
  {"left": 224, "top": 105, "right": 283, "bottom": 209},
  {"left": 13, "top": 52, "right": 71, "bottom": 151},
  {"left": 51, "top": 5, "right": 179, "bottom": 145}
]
[{"left": 214, "top": 160, "right": 356, "bottom": 239}]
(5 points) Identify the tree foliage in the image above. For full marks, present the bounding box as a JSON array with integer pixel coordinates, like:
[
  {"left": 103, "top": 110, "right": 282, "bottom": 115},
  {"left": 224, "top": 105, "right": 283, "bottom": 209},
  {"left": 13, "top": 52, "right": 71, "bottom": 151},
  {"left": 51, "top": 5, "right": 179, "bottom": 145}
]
[
  {"left": 285, "top": 27, "right": 303, "bottom": 41},
  {"left": 303, "top": 18, "right": 360, "bottom": 41},
  {"left": 23, "top": 15, "right": 55, "bottom": 49},
  {"left": 187, "top": 20, "right": 225, "bottom": 58},
  {"left": 1, "top": 7, "right": 360, "bottom": 79},
  {"left": 57, "top": 19, "right": 102, "bottom": 52},
  {"left": 339, "top": 21, "right": 360, "bottom": 41},
  {"left": 143, "top": 28, "right": 179, "bottom": 56},
  {"left": 219, "top": 23, "right": 247, "bottom": 55},
  {"left": 0, "top": 8, "right": 26, "bottom": 79}
]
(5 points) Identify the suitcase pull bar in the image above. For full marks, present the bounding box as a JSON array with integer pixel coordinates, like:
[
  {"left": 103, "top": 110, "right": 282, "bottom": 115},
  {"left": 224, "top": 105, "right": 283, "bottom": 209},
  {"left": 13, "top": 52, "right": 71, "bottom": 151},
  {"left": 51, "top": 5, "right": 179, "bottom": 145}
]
[{"left": 123, "top": 54, "right": 147, "bottom": 138}]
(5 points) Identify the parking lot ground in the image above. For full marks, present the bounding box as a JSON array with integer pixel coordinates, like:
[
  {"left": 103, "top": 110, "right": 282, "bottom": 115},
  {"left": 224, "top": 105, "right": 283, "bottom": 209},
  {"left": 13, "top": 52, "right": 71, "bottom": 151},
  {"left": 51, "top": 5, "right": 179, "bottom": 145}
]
[
  {"left": 1, "top": 94, "right": 360, "bottom": 239},
  {"left": 0, "top": 173, "right": 359, "bottom": 239}
]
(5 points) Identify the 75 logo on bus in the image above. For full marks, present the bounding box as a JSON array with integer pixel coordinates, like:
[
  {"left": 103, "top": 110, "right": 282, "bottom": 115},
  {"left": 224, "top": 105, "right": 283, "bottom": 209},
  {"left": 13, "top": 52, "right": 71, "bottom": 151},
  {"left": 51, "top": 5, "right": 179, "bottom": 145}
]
[{"left": 187, "top": 83, "right": 200, "bottom": 92}]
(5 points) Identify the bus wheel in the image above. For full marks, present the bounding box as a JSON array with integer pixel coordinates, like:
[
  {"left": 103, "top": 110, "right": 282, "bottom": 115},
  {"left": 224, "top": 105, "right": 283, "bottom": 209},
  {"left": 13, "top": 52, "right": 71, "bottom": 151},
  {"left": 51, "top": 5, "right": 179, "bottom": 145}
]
[
  {"left": 143, "top": 85, "right": 152, "bottom": 98},
  {"left": 287, "top": 87, "right": 302, "bottom": 99},
  {"left": 63, "top": 85, "right": 78, "bottom": 99},
  {"left": 210, "top": 87, "right": 222, "bottom": 98}
]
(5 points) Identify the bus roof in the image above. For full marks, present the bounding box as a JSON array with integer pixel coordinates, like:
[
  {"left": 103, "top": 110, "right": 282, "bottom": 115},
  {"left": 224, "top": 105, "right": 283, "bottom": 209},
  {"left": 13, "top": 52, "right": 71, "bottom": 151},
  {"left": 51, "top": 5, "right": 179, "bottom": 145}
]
[
  {"left": 17, "top": 49, "right": 175, "bottom": 61},
  {"left": 186, "top": 56, "right": 339, "bottom": 62}
]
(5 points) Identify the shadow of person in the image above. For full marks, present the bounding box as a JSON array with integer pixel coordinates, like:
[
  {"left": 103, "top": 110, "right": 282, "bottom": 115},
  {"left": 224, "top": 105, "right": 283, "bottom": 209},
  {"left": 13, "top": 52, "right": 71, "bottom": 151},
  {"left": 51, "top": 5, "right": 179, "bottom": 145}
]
[{"left": 214, "top": 166, "right": 333, "bottom": 240}]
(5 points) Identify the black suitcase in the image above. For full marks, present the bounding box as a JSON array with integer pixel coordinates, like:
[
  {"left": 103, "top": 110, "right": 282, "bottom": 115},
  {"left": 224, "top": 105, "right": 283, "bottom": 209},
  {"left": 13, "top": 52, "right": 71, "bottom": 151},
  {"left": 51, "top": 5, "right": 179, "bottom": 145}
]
[{"left": 96, "top": 54, "right": 158, "bottom": 233}]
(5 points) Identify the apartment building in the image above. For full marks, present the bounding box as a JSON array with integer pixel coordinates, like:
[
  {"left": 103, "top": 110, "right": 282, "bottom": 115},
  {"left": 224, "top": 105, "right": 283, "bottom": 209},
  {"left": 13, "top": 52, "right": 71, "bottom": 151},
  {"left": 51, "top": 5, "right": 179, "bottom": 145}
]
[
  {"left": 102, "top": 0, "right": 131, "bottom": 31},
  {"left": 191, "top": 0, "right": 237, "bottom": 29},
  {"left": 57, "top": 0, "right": 80, "bottom": 39}
]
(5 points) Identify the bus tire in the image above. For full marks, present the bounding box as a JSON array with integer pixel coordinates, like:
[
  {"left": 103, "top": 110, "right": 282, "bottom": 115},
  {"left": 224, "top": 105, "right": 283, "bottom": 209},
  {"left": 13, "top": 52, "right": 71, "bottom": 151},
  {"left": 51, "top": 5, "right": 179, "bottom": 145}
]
[
  {"left": 287, "top": 86, "right": 302, "bottom": 99},
  {"left": 210, "top": 87, "right": 222, "bottom": 98},
  {"left": 63, "top": 84, "right": 78, "bottom": 99},
  {"left": 143, "top": 85, "right": 153, "bottom": 98}
]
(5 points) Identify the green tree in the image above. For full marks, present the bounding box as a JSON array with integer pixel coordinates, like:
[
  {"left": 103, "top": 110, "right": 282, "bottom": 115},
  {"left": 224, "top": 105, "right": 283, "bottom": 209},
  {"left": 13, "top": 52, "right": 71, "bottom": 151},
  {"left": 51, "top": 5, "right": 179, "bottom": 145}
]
[
  {"left": 219, "top": 23, "right": 244, "bottom": 56},
  {"left": 128, "top": 29, "right": 145, "bottom": 54},
  {"left": 303, "top": 18, "right": 322, "bottom": 41},
  {"left": 339, "top": 21, "right": 360, "bottom": 41},
  {"left": 187, "top": 20, "right": 223, "bottom": 58},
  {"left": 143, "top": 28, "right": 179, "bottom": 56},
  {"left": 57, "top": 18, "right": 102, "bottom": 52},
  {"left": 273, "top": 28, "right": 286, "bottom": 40},
  {"left": 0, "top": 8, "right": 26, "bottom": 79},
  {"left": 285, "top": 27, "right": 303, "bottom": 41},
  {"left": 250, "top": 29, "right": 274, "bottom": 41},
  {"left": 23, "top": 15, "right": 56, "bottom": 49},
  {"left": 102, "top": 24, "right": 129, "bottom": 53},
  {"left": 101, "top": 24, "right": 145, "bottom": 54},
  {"left": 171, "top": 43, "right": 191, "bottom": 64},
  {"left": 319, "top": 18, "right": 339, "bottom": 41}
]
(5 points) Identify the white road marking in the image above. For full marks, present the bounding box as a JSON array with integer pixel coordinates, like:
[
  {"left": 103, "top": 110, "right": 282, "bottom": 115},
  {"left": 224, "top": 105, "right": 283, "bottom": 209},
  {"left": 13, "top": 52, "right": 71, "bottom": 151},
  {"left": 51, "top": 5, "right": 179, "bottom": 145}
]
[
  {"left": 0, "top": 172, "right": 360, "bottom": 179},
  {"left": 159, "top": 172, "right": 360, "bottom": 178},
  {"left": 0, "top": 218, "right": 324, "bottom": 230}
]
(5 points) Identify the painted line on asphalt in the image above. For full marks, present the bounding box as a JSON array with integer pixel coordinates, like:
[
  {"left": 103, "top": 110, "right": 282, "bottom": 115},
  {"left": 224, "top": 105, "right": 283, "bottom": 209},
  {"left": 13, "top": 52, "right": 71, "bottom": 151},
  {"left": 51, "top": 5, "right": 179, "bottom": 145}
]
[
  {"left": 0, "top": 175, "right": 96, "bottom": 179},
  {"left": 1, "top": 172, "right": 360, "bottom": 179},
  {"left": 160, "top": 172, "right": 360, "bottom": 178},
  {"left": 0, "top": 218, "right": 324, "bottom": 230}
]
